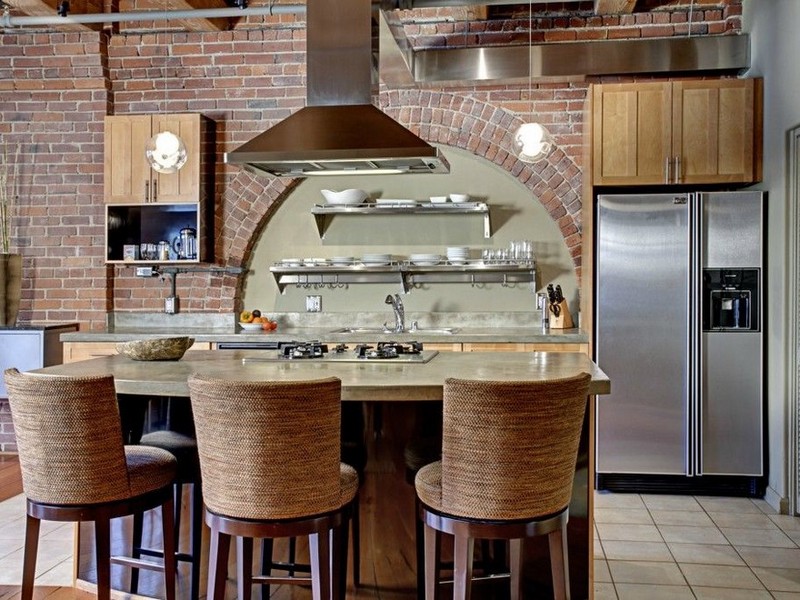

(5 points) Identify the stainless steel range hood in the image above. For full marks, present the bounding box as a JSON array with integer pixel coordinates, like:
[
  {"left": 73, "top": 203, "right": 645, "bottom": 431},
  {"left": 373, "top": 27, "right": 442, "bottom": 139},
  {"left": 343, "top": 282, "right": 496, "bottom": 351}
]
[{"left": 224, "top": 0, "right": 448, "bottom": 177}]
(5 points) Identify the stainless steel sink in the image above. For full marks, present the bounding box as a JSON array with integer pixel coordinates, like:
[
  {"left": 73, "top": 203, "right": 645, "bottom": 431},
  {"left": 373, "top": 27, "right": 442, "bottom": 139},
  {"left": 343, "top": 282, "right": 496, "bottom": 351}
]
[
  {"left": 330, "top": 327, "right": 459, "bottom": 335},
  {"left": 330, "top": 327, "right": 391, "bottom": 334}
]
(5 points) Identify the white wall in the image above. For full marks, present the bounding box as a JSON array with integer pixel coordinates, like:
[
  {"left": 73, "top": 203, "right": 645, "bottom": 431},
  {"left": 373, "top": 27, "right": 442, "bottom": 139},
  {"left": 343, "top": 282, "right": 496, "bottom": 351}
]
[{"left": 743, "top": 0, "right": 800, "bottom": 511}]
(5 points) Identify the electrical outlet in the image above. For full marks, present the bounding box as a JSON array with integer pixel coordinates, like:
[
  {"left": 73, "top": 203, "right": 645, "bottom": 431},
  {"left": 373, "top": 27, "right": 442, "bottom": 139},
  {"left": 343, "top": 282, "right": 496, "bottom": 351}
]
[
  {"left": 135, "top": 267, "right": 155, "bottom": 277},
  {"left": 164, "top": 297, "right": 178, "bottom": 314},
  {"left": 305, "top": 295, "right": 322, "bottom": 313}
]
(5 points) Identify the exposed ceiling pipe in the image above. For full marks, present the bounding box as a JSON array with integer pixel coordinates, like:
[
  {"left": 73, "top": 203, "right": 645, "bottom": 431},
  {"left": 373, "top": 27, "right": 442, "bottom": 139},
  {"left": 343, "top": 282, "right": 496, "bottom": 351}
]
[{"left": 0, "top": 3, "right": 304, "bottom": 28}]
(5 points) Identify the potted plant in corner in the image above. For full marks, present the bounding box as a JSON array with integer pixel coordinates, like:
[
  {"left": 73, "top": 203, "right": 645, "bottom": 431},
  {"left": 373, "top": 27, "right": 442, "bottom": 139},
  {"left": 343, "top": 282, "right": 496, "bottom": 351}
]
[{"left": 0, "top": 139, "right": 21, "bottom": 327}]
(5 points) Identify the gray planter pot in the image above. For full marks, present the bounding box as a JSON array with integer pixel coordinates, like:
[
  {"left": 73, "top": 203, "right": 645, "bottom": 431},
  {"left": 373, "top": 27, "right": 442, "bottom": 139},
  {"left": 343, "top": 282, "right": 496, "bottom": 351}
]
[{"left": 0, "top": 253, "right": 22, "bottom": 326}]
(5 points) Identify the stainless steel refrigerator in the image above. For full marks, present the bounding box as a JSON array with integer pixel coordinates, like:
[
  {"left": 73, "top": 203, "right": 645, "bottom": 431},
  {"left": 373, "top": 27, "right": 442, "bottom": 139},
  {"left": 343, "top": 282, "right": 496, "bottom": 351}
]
[{"left": 595, "top": 191, "right": 765, "bottom": 495}]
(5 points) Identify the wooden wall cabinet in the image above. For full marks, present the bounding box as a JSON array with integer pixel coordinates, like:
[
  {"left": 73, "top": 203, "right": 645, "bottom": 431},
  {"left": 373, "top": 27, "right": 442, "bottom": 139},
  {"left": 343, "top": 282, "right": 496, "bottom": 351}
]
[
  {"left": 592, "top": 78, "right": 762, "bottom": 186},
  {"left": 104, "top": 114, "right": 206, "bottom": 204}
]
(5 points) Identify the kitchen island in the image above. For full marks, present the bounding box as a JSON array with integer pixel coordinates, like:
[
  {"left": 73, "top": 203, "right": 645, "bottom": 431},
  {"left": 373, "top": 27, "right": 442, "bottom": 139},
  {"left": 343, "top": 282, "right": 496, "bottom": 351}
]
[{"left": 32, "top": 350, "right": 608, "bottom": 599}]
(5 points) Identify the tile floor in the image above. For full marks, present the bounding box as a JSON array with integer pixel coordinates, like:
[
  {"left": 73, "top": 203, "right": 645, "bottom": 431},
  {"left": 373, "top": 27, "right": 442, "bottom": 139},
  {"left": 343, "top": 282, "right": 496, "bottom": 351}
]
[
  {"left": 594, "top": 491, "right": 800, "bottom": 599},
  {"left": 0, "top": 493, "right": 73, "bottom": 586},
  {"left": 2, "top": 490, "right": 800, "bottom": 599}
]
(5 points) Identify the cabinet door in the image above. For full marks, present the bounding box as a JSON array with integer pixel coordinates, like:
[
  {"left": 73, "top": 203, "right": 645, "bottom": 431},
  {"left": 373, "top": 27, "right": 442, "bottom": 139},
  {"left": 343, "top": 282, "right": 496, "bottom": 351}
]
[
  {"left": 104, "top": 115, "right": 153, "bottom": 204},
  {"left": 152, "top": 114, "right": 201, "bottom": 203},
  {"left": 673, "top": 79, "right": 759, "bottom": 184},
  {"left": 592, "top": 82, "right": 672, "bottom": 185}
]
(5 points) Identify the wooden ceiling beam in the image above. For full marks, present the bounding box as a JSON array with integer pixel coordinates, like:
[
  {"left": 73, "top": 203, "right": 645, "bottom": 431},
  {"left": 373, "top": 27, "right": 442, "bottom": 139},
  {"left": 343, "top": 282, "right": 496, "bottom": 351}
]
[
  {"left": 7, "top": 0, "right": 101, "bottom": 30},
  {"left": 594, "top": 0, "right": 637, "bottom": 14},
  {"left": 120, "top": 0, "right": 233, "bottom": 31}
]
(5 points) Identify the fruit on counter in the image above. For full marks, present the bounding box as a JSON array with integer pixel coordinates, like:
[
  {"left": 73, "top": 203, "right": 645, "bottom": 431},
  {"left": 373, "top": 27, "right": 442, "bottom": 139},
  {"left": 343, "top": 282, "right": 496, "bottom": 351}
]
[
  {"left": 252, "top": 309, "right": 262, "bottom": 318},
  {"left": 261, "top": 319, "right": 277, "bottom": 331},
  {"left": 239, "top": 310, "right": 254, "bottom": 323}
]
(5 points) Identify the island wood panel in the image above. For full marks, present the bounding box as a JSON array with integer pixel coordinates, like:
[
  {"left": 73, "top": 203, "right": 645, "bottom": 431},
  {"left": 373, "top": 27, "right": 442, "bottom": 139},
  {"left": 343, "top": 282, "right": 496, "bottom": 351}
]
[{"left": 462, "top": 342, "right": 527, "bottom": 352}]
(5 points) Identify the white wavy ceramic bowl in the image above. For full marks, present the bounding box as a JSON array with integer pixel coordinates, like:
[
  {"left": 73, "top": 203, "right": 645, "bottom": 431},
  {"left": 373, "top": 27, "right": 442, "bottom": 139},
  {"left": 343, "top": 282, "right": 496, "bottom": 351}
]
[
  {"left": 449, "top": 193, "right": 470, "bottom": 203},
  {"left": 320, "top": 189, "right": 369, "bottom": 205}
]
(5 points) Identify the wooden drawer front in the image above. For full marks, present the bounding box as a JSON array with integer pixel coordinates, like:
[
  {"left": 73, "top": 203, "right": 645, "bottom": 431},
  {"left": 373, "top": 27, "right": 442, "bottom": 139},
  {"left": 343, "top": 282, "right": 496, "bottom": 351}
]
[
  {"left": 424, "top": 343, "right": 463, "bottom": 352},
  {"left": 524, "top": 343, "right": 589, "bottom": 355},
  {"left": 64, "top": 341, "right": 210, "bottom": 363},
  {"left": 462, "top": 343, "right": 527, "bottom": 352}
]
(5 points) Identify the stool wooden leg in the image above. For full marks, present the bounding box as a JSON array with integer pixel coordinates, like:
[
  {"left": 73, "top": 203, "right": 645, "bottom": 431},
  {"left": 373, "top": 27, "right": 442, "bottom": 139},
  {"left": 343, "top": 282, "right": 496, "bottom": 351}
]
[
  {"left": 352, "top": 495, "right": 361, "bottom": 587},
  {"left": 509, "top": 538, "right": 523, "bottom": 600},
  {"left": 415, "top": 498, "right": 425, "bottom": 600},
  {"left": 423, "top": 521, "right": 441, "bottom": 600},
  {"left": 260, "top": 538, "right": 274, "bottom": 598},
  {"left": 129, "top": 510, "right": 144, "bottom": 594},
  {"left": 452, "top": 534, "right": 474, "bottom": 600},
  {"left": 21, "top": 514, "right": 40, "bottom": 600},
  {"left": 161, "top": 497, "right": 177, "bottom": 600},
  {"left": 95, "top": 517, "right": 112, "bottom": 600},
  {"left": 309, "top": 530, "right": 331, "bottom": 600},
  {"left": 189, "top": 483, "right": 203, "bottom": 600},
  {"left": 288, "top": 536, "right": 297, "bottom": 576},
  {"left": 332, "top": 521, "right": 347, "bottom": 600},
  {"left": 208, "top": 527, "right": 231, "bottom": 600},
  {"left": 237, "top": 537, "right": 253, "bottom": 600},
  {"left": 548, "top": 521, "right": 570, "bottom": 600}
]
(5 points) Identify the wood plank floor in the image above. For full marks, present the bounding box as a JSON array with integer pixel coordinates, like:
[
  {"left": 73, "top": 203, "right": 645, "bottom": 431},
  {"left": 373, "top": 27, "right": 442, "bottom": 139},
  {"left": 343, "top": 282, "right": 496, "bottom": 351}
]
[{"left": 0, "top": 455, "right": 22, "bottom": 503}]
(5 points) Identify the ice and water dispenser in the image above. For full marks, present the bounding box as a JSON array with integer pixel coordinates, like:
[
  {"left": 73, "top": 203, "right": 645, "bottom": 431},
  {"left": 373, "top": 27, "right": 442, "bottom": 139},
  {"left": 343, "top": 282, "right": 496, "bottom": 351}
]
[{"left": 702, "top": 268, "right": 760, "bottom": 332}]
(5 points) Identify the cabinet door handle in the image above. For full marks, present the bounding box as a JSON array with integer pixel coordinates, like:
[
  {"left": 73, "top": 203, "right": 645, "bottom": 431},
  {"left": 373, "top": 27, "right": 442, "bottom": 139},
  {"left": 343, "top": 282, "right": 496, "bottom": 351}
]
[
  {"left": 152, "top": 180, "right": 157, "bottom": 202},
  {"left": 665, "top": 156, "right": 672, "bottom": 184},
  {"left": 145, "top": 181, "right": 150, "bottom": 201},
  {"left": 674, "top": 156, "right": 681, "bottom": 184}
]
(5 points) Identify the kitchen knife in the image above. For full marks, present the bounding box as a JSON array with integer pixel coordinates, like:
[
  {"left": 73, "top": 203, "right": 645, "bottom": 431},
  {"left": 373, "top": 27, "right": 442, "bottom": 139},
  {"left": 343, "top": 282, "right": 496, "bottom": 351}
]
[
  {"left": 547, "top": 284, "right": 556, "bottom": 303},
  {"left": 555, "top": 285, "right": 563, "bottom": 303}
]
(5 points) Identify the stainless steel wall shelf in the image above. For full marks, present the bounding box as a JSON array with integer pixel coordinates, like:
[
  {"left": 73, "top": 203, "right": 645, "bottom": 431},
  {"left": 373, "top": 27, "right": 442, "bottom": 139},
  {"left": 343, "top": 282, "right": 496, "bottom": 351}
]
[
  {"left": 269, "top": 261, "right": 534, "bottom": 293},
  {"left": 310, "top": 202, "right": 492, "bottom": 238}
]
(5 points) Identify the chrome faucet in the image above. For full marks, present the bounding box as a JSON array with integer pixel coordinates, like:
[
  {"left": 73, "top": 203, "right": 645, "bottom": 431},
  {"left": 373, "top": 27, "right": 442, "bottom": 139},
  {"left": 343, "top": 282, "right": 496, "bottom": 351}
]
[{"left": 384, "top": 293, "right": 405, "bottom": 333}]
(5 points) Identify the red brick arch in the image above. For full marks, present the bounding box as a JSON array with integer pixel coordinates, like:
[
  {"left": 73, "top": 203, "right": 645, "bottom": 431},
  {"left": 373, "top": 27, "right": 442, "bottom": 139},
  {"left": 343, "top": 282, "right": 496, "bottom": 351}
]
[{"left": 219, "top": 90, "right": 583, "bottom": 308}]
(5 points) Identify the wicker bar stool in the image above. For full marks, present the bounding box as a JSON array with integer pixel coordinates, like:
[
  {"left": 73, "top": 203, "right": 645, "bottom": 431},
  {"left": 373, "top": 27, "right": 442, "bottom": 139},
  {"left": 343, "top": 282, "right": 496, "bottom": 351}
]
[
  {"left": 3, "top": 368, "right": 178, "bottom": 600},
  {"left": 130, "top": 397, "right": 203, "bottom": 600},
  {"left": 415, "top": 373, "right": 592, "bottom": 600},
  {"left": 188, "top": 374, "right": 359, "bottom": 600},
  {"left": 260, "top": 401, "right": 367, "bottom": 593}
]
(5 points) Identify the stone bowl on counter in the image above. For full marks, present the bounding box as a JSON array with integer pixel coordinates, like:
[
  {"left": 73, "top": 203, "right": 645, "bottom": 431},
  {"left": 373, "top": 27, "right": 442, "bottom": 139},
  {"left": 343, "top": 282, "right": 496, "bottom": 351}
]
[{"left": 116, "top": 336, "right": 195, "bottom": 361}]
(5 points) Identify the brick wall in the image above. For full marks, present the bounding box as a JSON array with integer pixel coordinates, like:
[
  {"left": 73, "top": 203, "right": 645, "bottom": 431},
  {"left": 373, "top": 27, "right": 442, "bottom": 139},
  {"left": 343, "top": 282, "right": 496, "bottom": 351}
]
[{"left": 0, "top": 0, "right": 743, "bottom": 336}]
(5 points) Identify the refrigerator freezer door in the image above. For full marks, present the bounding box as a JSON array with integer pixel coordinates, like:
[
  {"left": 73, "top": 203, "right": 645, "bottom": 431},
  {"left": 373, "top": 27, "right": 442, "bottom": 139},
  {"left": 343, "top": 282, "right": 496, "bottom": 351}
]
[
  {"left": 701, "top": 332, "right": 763, "bottom": 476},
  {"left": 702, "top": 191, "right": 763, "bottom": 268},
  {"left": 596, "top": 194, "right": 691, "bottom": 475}
]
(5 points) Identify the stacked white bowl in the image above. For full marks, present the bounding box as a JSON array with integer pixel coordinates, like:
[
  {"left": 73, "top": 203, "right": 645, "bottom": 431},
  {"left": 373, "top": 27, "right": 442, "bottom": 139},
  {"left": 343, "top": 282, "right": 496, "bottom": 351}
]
[
  {"left": 446, "top": 246, "right": 469, "bottom": 265},
  {"left": 362, "top": 253, "right": 392, "bottom": 266},
  {"left": 409, "top": 253, "right": 443, "bottom": 266},
  {"left": 331, "top": 256, "right": 355, "bottom": 266}
]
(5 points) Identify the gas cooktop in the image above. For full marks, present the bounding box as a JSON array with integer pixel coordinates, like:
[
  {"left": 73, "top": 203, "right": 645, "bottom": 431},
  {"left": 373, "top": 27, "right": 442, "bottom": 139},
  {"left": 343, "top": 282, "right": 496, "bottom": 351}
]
[{"left": 241, "top": 341, "right": 439, "bottom": 364}]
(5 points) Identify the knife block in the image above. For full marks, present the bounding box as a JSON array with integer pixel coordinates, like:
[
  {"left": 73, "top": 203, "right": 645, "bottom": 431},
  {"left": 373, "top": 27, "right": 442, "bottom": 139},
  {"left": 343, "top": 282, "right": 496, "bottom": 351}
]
[{"left": 549, "top": 301, "right": 574, "bottom": 329}]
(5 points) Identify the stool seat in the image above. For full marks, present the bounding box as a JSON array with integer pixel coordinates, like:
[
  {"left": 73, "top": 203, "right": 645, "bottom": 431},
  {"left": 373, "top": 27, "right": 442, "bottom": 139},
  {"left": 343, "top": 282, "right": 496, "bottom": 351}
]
[
  {"left": 140, "top": 430, "right": 200, "bottom": 482},
  {"left": 126, "top": 445, "right": 181, "bottom": 494}
]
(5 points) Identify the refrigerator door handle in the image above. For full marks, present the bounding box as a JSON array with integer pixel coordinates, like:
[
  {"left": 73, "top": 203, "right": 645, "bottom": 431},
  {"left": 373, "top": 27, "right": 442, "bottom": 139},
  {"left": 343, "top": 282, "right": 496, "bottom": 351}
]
[{"left": 691, "top": 192, "right": 703, "bottom": 476}]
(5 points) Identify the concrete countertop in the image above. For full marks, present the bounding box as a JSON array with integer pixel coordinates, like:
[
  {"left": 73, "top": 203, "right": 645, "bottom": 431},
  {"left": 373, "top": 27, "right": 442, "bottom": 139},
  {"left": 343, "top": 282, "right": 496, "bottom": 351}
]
[
  {"left": 33, "top": 349, "right": 609, "bottom": 398},
  {"left": 0, "top": 322, "right": 79, "bottom": 331},
  {"left": 60, "top": 326, "right": 588, "bottom": 345},
  {"left": 60, "top": 312, "right": 589, "bottom": 344}
]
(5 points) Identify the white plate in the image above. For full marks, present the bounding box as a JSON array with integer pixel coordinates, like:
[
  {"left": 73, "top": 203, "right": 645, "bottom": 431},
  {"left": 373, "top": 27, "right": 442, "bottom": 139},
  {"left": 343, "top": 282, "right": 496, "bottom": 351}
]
[
  {"left": 411, "top": 260, "right": 441, "bottom": 266},
  {"left": 362, "top": 261, "right": 390, "bottom": 267},
  {"left": 375, "top": 199, "right": 417, "bottom": 206},
  {"left": 239, "top": 322, "right": 263, "bottom": 331}
]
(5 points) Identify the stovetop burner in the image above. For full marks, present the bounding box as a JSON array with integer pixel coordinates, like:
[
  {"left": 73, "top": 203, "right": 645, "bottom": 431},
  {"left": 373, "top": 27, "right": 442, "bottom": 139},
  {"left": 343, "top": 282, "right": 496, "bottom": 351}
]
[
  {"left": 279, "top": 340, "right": 328, "bottom": 359},
  {"left": 354, "top": 341, "right": 424, "bottom": 359}
]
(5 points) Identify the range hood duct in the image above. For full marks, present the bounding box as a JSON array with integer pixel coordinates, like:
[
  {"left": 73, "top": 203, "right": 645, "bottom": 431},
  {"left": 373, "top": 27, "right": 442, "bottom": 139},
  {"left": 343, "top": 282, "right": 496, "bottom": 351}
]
[{"left": 224, "top": 0, "right": 448, "bottom": 177}]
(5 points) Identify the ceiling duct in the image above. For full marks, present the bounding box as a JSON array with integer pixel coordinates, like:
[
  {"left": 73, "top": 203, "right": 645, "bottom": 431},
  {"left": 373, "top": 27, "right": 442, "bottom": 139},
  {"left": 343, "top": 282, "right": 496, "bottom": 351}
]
[
  {"left": 224, "top": 0, "right": 449, "bottom": 177},
  {"left": 380, "top": 12, "right": 751, "bottom": 86}
]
